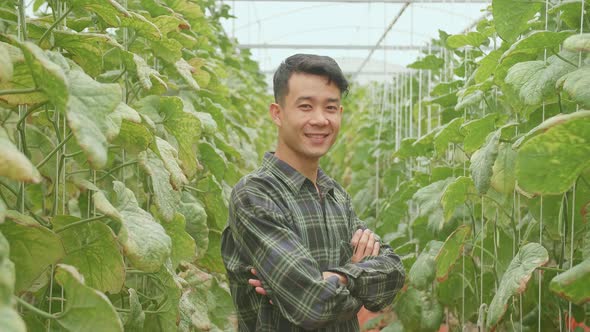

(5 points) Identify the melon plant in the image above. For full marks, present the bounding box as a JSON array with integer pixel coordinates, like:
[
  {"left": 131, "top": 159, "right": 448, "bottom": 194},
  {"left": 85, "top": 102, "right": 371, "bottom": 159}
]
[
  {"left": 323, "top": 0, "right": 590, "bottom": 330},
  {"left": 0, "top": 0, "right": 272, "bottom": 330}
]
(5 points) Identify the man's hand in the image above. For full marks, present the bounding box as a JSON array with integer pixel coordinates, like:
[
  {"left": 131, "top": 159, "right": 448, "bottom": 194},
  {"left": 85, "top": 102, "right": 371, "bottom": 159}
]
[{"left": 350, "top": 228, "right": 380, "bottom": 263}]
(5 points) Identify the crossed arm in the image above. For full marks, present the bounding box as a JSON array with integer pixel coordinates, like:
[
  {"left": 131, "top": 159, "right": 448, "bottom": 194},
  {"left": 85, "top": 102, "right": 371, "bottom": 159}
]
[
  {"left": 229, "top": 186, "right": 405, "bottom": 329},
  {"left": 249, "top": 228, "right": 381, "bottom": 294}
]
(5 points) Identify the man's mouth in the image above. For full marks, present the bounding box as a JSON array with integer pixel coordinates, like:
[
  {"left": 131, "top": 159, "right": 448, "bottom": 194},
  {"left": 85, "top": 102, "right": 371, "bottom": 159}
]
[{"left": 304, "top": 133, "right": 330, "bottom": 138}]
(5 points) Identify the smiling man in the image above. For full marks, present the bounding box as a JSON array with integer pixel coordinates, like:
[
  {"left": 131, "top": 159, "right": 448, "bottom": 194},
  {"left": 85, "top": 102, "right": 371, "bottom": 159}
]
[{"left": 221, "top": 54, "right": 405, "bottom": 331}]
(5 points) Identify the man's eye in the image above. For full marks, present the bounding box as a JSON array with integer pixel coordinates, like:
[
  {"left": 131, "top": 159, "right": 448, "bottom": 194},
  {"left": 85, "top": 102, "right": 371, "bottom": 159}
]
[
  {"left": 327, "top": 106, "right": 338, "bottom": 112},
  {"left": 299, "top": 104, "right": 312, "bottom": 110}
]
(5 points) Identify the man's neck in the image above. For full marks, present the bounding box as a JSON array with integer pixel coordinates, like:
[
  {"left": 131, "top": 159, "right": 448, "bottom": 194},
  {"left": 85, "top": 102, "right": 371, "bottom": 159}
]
[{"left": 274, "top": 148, "right": 319, "bottom": 184}]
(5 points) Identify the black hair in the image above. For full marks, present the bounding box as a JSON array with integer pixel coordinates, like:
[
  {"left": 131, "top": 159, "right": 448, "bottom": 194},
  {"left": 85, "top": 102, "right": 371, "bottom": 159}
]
[{"left": 272, "top": 54, "right": 349, "bottom": 105}]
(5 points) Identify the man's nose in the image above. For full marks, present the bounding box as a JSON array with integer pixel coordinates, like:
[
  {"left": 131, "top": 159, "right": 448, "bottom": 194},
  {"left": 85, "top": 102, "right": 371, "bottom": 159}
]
[{"left": 309, "top": 109, "right": 329, "bottom": 126}]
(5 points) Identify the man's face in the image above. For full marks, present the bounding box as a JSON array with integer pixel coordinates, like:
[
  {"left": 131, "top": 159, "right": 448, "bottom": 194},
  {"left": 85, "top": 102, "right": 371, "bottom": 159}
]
[{"left": 271, "top": 72, "right": 343, "bottom": 162}]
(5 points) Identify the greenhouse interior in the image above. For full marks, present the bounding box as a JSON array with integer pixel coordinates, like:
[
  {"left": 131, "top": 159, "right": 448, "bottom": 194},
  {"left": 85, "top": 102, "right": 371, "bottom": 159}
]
[{"left": 0, "top": 0, "right": 589, "bottom": 331}]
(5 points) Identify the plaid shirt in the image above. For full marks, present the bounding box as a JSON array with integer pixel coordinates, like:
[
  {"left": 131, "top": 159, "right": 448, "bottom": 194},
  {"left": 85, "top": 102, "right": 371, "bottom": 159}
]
[{"left": 221, "top": 152, "right": 405, "bottom": 331}]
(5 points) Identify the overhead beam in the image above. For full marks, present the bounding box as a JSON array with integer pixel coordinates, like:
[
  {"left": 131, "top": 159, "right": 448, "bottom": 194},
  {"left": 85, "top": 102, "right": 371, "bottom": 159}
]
[
  {"left": 225, "top": 0, "right": 488, "bottom": 3},
  {"left": 238, "top": 43, "right": 438, "bottom": 51},
  {"left": 354, "top": 2, "right": 410, "bottom": 77}
]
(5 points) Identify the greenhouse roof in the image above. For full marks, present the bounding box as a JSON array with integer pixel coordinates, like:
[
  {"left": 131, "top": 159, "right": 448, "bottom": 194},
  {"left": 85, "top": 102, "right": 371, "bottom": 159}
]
[{"left": 219, "top": 0, "right": 491, "bottom": 84}]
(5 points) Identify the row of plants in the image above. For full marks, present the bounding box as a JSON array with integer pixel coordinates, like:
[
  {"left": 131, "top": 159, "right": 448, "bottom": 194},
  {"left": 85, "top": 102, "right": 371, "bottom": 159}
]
[
  {"left": 323, "top": 0, "right": 590, "bottom": 331},
  {"left": 0, "top": 0, "right": 273, "bottom": 330}
]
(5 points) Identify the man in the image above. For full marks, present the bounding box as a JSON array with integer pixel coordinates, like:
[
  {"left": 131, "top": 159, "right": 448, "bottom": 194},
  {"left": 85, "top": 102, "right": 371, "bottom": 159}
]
[{"left": 221, "top": 54, "right": 405, "bottom": 331}]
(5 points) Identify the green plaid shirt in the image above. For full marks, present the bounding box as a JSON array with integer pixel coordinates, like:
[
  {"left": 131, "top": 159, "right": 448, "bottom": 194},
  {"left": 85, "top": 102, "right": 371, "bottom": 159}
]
[{"left": 221, "top": 152, "right": 405, "bottom": 331}]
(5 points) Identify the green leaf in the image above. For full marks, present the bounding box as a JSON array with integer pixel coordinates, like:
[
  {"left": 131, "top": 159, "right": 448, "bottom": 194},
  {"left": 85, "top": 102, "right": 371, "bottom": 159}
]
[
  {"left": 556, "top": 66, "right": 590, "bottom": 108},
  {"left": 175, "top": 58, "right": 200, "bottom": 91},
  {"left": 0, "top": 231, "right": 15, "bottom": 305},
  {"left": 455, "top": 89, "right": 484, "bottom": 111},
  {"left": 178, "top": 193, "right": 208, "bottom": 260},
  {"left": 563, "top": 33, "right": 590, "bottom": 52},
  {"left": 492, "top": 0, "right": 543, "bottom": 42},
  {"left": 0, "top": 129, "right": 41, "bottom": 183},
  {"left": 433, "top": 117, "right": 464, "bottom": 156},
  {"left": 155, "top": 137, "right": 188, "bottom": 190},
  {"left": 0, "top": 36, "right": 68, "bottom": 110},
  {"left": 425, "top": 92, "right": 457, "bottom": 108},
  {"left": 122, "top": 288, "right": 145, "bottom": 331},
  {"left": 139, "top": 149, "right": 180, "bottom": 222},
  {"left": 43, "top": 31, "right": 123, "bottom": 77},
  {"left": 151, "top": 38, "right": 183, "bottom": 63},
  {"left": 515, "top": 111, "right": 590, "bottom": 195},
  {"left": 446, "top": 31, "right": 487, "bottom": 49},
  {"left": 473, "top": 49, "right": 503, "bottom": 84},
  {"left": 505, "top": 52, "right": 578, "bottom": 106},
  {"left": 550, "top": 259, "right": 590, "bottom": 305},
  {"left": 413, "top": 178, "right": 454, "bottom": 232},
  {"left": 0, "top": 199, "right": 5, "bottom": 225},
  {"left": 487, "top": 243, "right": 549, "bottom": 329},
  {"left": 440, "top": 177, "right": 475, "bottom": 222},
  {"left": 178, "top": 265, "right": 213, "bottom": 331},
  {"left": 0, "top": 211, "right": 64, "bottom": 292},
  {"left": 407, "top": 55, "right": 444, "bottom": 71},
  {"left": 394, "top": 286, "right": 443, "bottom": 332},
  {"left": 158, "top": 97, "right": 202, "bottom": 179},
  {"left": 0, "top": 306, "right": 26, "bottom": 332},
  {"left": 67, "top": 69, "right": 123, "bottom": 169},
  {"left": 112, "top": 120, "right": 154, "bottom": 154},
  {"left": 94, "top": 182, "right": 171, "bottom": 272},
  {"left": 435, "top": 225, "right": 470, "bottom": 282},
  {"left": 408, "top": 240, "right": 443, "bottom": 289},
  {"left": 70, "top": 0, "right": 160, "bottom": 39},
  {"left": 490, "top": 143, "right": 517, "bottom": 193},
  {"left": 470, "top": 130, "right": 500, "bottom": 195},
  {"left": 157, "top": 212, "right": 196, "bottom": 268},
  {"left": 142, "top": 264, "right": 181, "bottom": 332},
  {"left": 198, "top": 141, "right": 227, "bottom": 181},
  {"left": 52, "top": 215, "right": 125, "bottom": 294},
  {"left": 461, "top": 113, "right": 497, "bottom": 153},
  {"left": 54, "top": 264, "right": 124, "bottom": 332},
  {"left": 0, "top": 43, "right": 13, "bottom": 83},
  {"left": 549, "top": 1, "right": 589, "bottom": 30},
  {"left": 197, "top": 176, "right": 228, "bottom": 231},
  {"left": 501, "top": 30, "right": 575, "bottom": 62}
]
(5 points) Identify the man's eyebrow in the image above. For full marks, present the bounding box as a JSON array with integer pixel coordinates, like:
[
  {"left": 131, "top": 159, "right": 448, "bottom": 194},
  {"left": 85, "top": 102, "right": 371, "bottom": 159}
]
[
  {"left": 326, "top": 97, "right": 340, "bottom": 103},
  {"left": 294, "top": 96, "right": 313, "bottom": 103}
]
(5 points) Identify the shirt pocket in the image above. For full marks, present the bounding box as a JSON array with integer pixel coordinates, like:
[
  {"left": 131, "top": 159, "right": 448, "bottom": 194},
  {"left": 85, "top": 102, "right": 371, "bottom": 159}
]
[{"left": 339, "top": 240, "right": 354, "bottom": 266}]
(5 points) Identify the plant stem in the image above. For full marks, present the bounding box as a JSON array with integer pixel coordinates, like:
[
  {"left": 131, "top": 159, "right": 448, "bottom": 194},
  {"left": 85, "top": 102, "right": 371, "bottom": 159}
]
[
  {"left": 96, "top": 161, "right": 137, "bottom": 181},
  {"left": 0, "top": 88, "right": 40, "bottom": 96},
  {"left": 184, "top": 185, "right": 206, "bottom": 193},
  {"left": 537, "top": 266, "right": 566, "bottom": 273},
  {"left": 36, "top": 132, "right": 73, "bottom": 169},
  {"left": 54, "top": 214, "right": 107, "bottom": 233},
  {"left": 15, "top": 297, "right": 56, "bottom": 320},
  {"left": 38, "top": 7, "right": 73, "bottom": 44},
  {"left": 16, "top": 102, "right": 47, "bottom": 129},
  {"left": 551, "top": 49, "right": 578, "bottom": 68}
]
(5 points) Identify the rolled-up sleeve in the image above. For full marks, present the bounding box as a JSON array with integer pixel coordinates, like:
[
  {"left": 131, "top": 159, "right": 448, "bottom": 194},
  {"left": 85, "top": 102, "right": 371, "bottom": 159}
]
[{"left": 228, "top": 184, "right": 362, "bottom": 330}]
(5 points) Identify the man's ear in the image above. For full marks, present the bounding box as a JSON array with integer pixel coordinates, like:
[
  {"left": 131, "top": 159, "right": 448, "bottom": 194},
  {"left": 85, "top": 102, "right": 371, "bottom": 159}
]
[{"left": 269, "top": 103, "right": 282, "bottom": 126}]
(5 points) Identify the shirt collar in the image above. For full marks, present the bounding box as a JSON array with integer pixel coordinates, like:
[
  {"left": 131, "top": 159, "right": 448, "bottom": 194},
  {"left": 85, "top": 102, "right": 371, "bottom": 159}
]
[{"left": 262, "top": 152, "right": 335, "bottom": 195}]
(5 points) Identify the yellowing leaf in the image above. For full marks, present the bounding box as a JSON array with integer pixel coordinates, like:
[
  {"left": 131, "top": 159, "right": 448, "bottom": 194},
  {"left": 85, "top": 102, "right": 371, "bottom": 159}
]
[
  {"left": 54, "top": 264, "right": 124, "bottom": 332},
  {"left": 94, "top": 182, "right": 171, "bottom": 272},
  {"left": 53, "top": 215, "right": 125, "bottom": 294},
  {"left": 0, "top": 210, "right": 64, "bottom": 292},
  {"left": 0, "top": 129, "right": 41, "bottom": 183},
  {"left": 516, "top": 111, "right": 590, "bottom": 195},
  {"left": 139, "top": 149, "right": 180, "bottom": 222},
  {"left": 487, "top": 243, "right": 548, "bottom": 329},
  {"left": 66, "top": 69, "right": 122, "bottom": 169}
]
